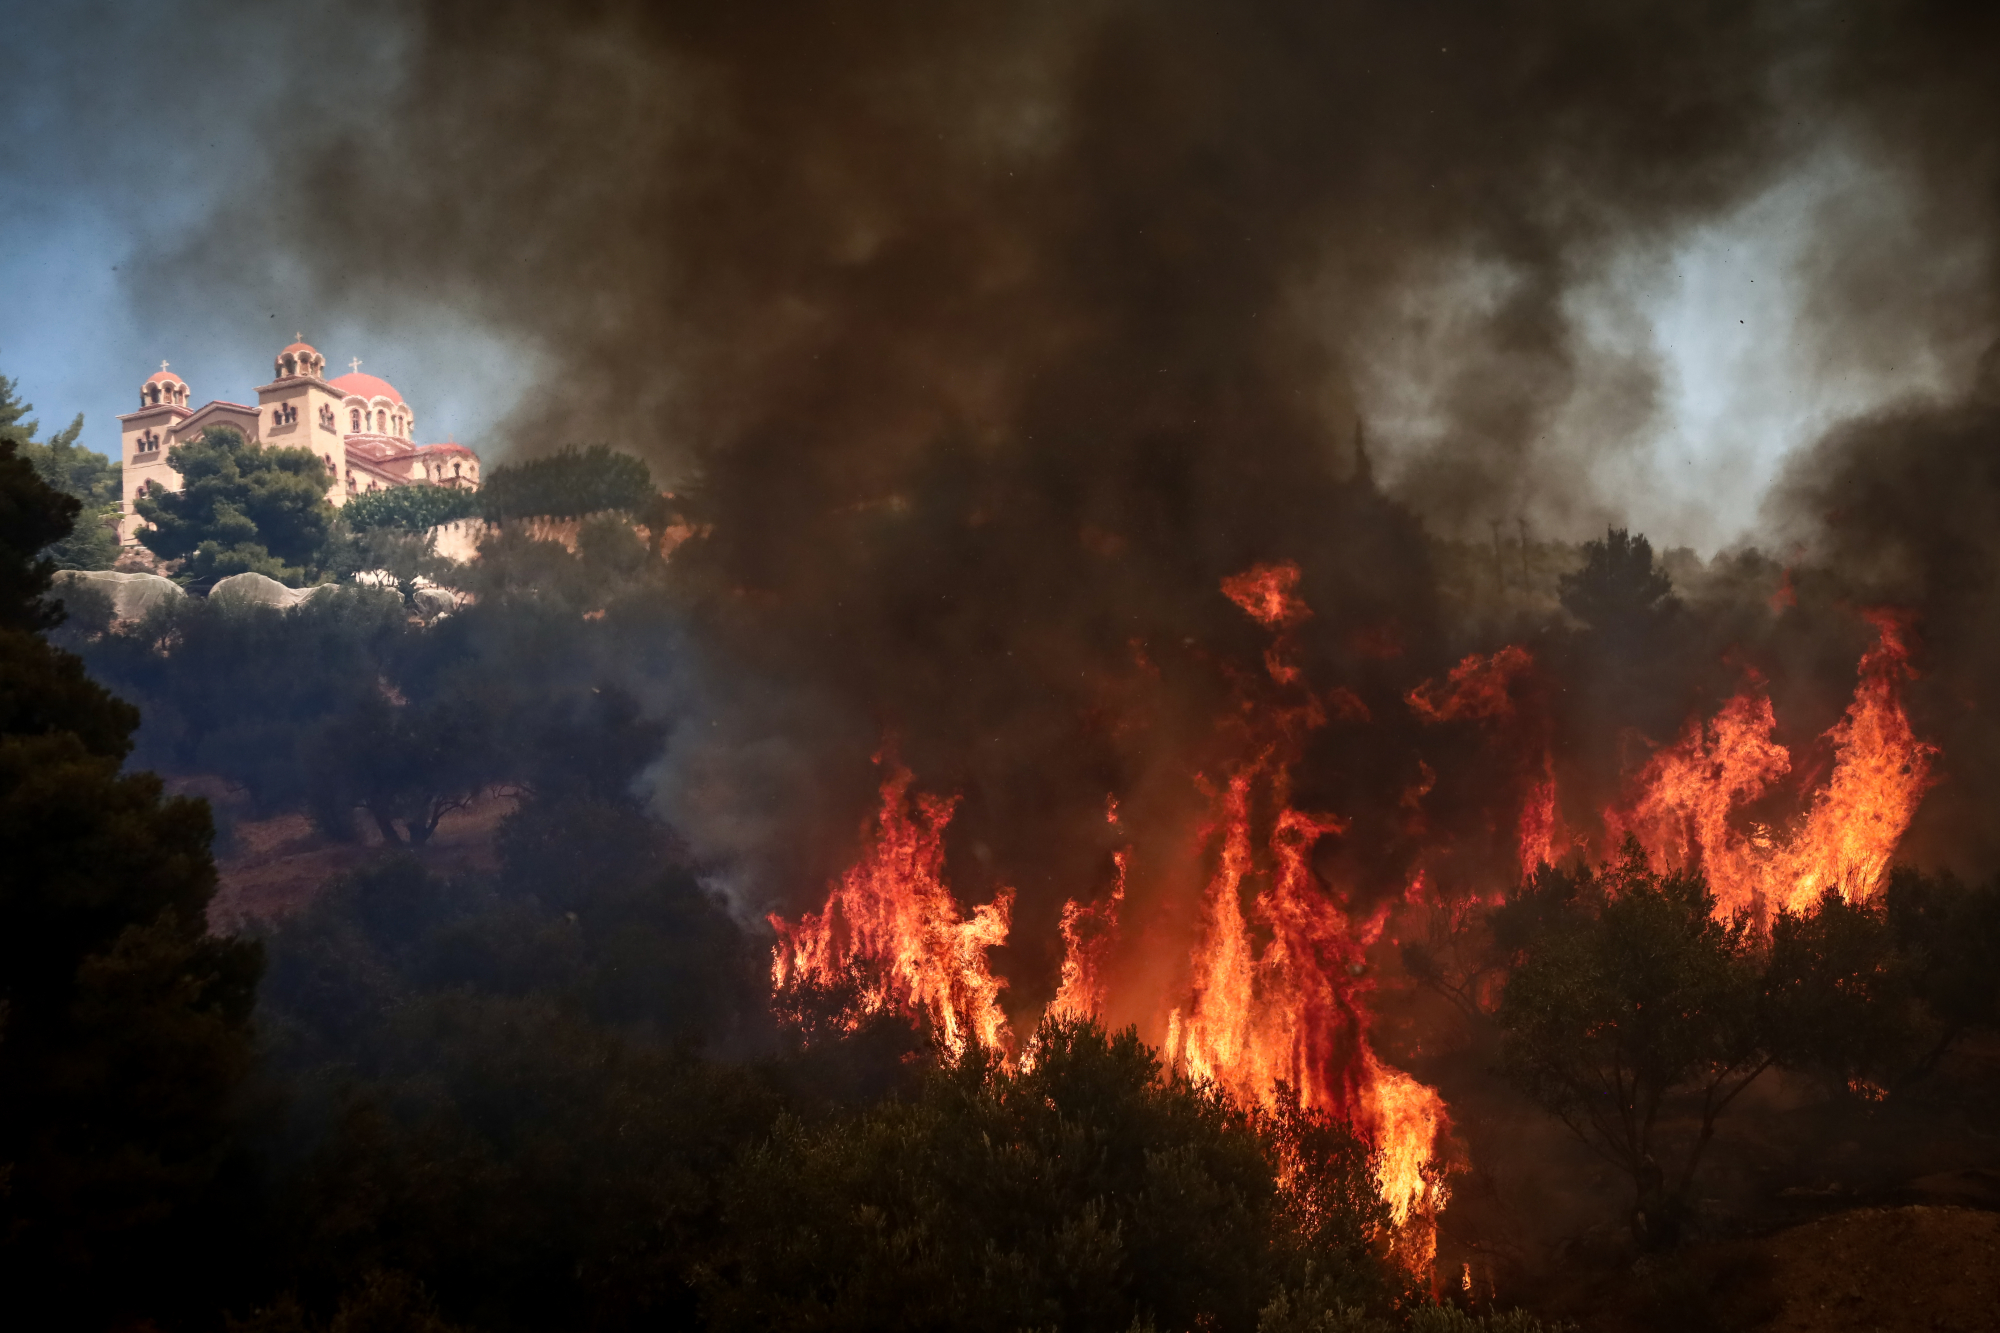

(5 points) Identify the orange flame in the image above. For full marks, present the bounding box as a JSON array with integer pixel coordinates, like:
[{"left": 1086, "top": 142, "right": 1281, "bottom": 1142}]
[
  {"left": 1049, "top": 847, "right": 1126, "bottom": 1023},
  {"left": 1607, "top": 611, "right": 1936, "bottom": 916},
  {"left": 1167, "top": 562, "right": 1452, "bottom": 1267},
  {"left": 1407, "top": 646, "right": 1561, "bottom": 879},
  {"left": 768, "top": 760, "right": 1014, "bottom": 1059},
  {"left": 1405, "top": 645, "right": 1535, "bottom": 724},
  {"left": 1770, "top": 611, "right": 1937, "bottom": 911},
  {"left": 1222, "top": 561, "right": 1312, "bottom": 629}
]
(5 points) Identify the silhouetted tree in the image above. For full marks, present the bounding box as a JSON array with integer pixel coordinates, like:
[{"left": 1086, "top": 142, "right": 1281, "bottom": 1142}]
[
  {"left": 1, "top": 376, "right": 119, "bottom": 571},
  {"left": 1557, "top": 527, "right": 1676, "bottom": 639},
  {"left": 1883, "top": 867, "right": 2000, "bottom": 1078},
  {"left": 477, "top": 444, "right": 654, "bottom": 521},
  {"left": 0, "top": 434, "right": 261, "bottom": 1327},
  {"left": 1764, "top": 888, "right": 1918, "bottom": 1096},
  {"left": 701, "top": 1018, "right": 1406, "bottom": 1333},
  {"left": 1495, "top": 853, "right": 1766, "bottom": 1249},
  {"left": 306, "top": 695, "right": 504, "bottom": 845}
]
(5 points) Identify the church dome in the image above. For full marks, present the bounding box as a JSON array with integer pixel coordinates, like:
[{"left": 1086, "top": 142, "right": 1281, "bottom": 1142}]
[
  {"left": 329, "top": 372, "right": 405, "bottom": 405},
  {"left": 274, "top": 339, "right": 327, "bottom": 379},
  {"left": 140, "top": 364, "right": 189, "bottom": 407}
]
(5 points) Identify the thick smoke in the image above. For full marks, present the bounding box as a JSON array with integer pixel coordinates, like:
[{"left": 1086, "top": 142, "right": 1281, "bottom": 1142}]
[{"left": 120, "top": 2, "right": 2000, "bottom": 991}]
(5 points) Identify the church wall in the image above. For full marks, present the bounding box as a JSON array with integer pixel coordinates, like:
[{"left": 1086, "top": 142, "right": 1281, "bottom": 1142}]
[{"left": 117, "top": 341, "right": 480, "bottom": 546}]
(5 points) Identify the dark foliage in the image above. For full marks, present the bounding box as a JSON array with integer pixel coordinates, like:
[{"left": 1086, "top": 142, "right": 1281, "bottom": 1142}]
[
  {"left": 1882, "top": 867, "right": 2000, "bottom": 1077},
  {"left": 699, "top": 1021, "right": 1404, "bottom": 1333},
  {"left": 72, "top": 586, "right": 410, "bottom": 816},
  {"left": 0, "top": 436, "right": 79, "bottom": 632},
  {"left": 0, "top": 423, "right": 261, "bottom": 1327},
  {"left": 1764, "top": 889, "right": 1918, "bottom": 1095},
  {"left": 0, "top": 377, "right": 118, "bottom": 571},
  {"left": 1496, "top": 853, "right": 1771, "bottom": 1249},
  {"left": 136, "top": 426, "right": 335, "bottom": 586},
  {"left": 477, "top": 445, "right": 654, "bottom": 521},
  {"left": 342, "top": 484, "right": 480, "bottom": 533},
  {"left": 1556, "top": 529, "right": 1678, "bottom": 639}
]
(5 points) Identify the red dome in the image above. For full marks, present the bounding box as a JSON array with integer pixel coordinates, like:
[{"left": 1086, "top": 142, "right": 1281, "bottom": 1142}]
[
  {"left": 329, "top": 372, "right": 406, "bottom": 405},
  {"left": 281, "top": 340, "right": 318, "bottom": 355},
  {"left": 145, "top": 368, "right": 186, "bottom": 385}
]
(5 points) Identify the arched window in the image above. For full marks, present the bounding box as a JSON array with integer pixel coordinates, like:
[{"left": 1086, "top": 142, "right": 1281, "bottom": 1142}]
[
  {"left": 376, "top": 409, "right": 386, "bottom": 433},
  {"left": 350, "top": 408, "right": 361, "bottom": 432}
]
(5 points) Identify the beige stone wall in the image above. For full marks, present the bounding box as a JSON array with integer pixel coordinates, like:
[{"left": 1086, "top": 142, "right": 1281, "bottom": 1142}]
[
  {"left": 117, "top": 404, "right": 185, "bottom": 543},
  {"left": 257, "top": 376, "right": 351, "bottom": 505}
]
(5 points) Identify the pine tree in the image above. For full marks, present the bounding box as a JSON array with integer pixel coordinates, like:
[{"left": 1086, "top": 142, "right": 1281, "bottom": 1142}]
[
  {"left": 135, "top": 426, "right": 334, "bottom": 586},
  {"left": 0, "top": 376, "right": 120, "bottom": 571}
]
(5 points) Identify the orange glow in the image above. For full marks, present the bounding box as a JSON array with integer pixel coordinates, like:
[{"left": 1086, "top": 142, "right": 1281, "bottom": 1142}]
[
  {"left": 768, "top": 759, "right": 1014, "bottom": 1059},
  {"left": 1407, "top": 646, "right": 1560, "bottom": 880},
  {"left": 1222, "top": 561, "right": 1312, "bottom": 629},
  {"left": 1769, "top": 611, "right": 1937, "bottom": 912},
  {"left": 1166, "top": 564, "right": 1451, "bottom": 1268},
  {"left": 1359, "top": 1051, "right": 1453, "bottom": 1265},
  {"left": 1518, "top": 763, "right": 1558, "bottom": 876},
  {"left": 1607, "top": 612, "right": 1936, "bottom": 916},
  {"left": 1049, "top": 848, "right": 1126, "bottom": 1023},
  {"left": 1606, "top": 687, "right": 1792, "bottom": 915},
  {"left": 1405, "top": 645, "right": 1535, "bottom": 724}
]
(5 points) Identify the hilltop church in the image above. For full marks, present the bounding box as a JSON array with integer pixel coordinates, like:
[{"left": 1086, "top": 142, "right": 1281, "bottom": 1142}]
[{"left": 117, "top": 337, "right": 481, "bottom": 544}]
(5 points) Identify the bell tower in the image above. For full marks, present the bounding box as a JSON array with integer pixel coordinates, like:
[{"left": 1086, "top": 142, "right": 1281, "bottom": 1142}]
[
  {"left": 255, "top": 337, "right": 350, "bottom": 501},
  {"left": 116, "top": 363, "right": 193, "bottom": 543}
]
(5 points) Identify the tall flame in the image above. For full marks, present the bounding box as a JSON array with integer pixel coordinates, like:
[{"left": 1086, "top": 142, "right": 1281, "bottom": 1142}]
[
  {"left": 768, "top": 760, "right": 1014, "bottom": 1059},
  {"left": 1049, "top": 844, "right": 1126, "bottom": 1024},
  {"left": 1607, "top": 611, "right": 1937, "bottom": 916},
  {"left": 1169, "top": 561, "right": 1453, "bottom": 1265}
]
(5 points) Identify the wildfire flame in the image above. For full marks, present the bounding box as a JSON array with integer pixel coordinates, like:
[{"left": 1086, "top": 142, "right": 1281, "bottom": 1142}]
[
  {"left": 1169, "top": 561, "right": 1452, "bottom": 1264},
  {"left": 1407, "top": 646, "right": 1561, "bottom": 880},
  {"left": 766, "top": 561, "right": 1454, "bottom": 1273},
  {"left": 1049, "top": 846, "right": 1126, "bottom": 1024},
  {"left": 1606, "top": 610, "right": 1937, "bottom": 916},
  {"left": 767, "top": 760, "right": 1014, "bottom": 1059}
]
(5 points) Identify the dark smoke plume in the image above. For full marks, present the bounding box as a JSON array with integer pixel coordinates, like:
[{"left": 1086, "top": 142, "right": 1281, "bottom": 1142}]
[{"left": 121, "top": 2, "right": 2000, "bottom": 988}]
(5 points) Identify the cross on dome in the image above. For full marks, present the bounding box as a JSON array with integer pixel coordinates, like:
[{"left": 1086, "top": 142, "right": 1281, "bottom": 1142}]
[
  {"left": 160, "top": 360, "right": 170, "bottom": 372},
  {"left": 350, "top": 357, "right": 363, "bottom": 373}
]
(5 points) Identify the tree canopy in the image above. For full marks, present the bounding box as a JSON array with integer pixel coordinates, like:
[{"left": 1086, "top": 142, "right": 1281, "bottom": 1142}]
[
  {"left": 0, "top": 376, "right": 118, "bottom": 571},
  {"left": 135, "top": 426, "right": 334, "bottom": 586},
  {"left": 477, "top": 444, "right": 654, "bottom": 521},
  {"left": 341, "top": 482, "right": 480, "bottom": 533},
  {"left": 1556, "top": 527, "right": 1677, "bottom": 638},
  {"left": 0, "top": 431, "right": 261, "bottom": 1327},
  {"left": 1495, "top": 854, "right": 1769, "bottom": 1249}
]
